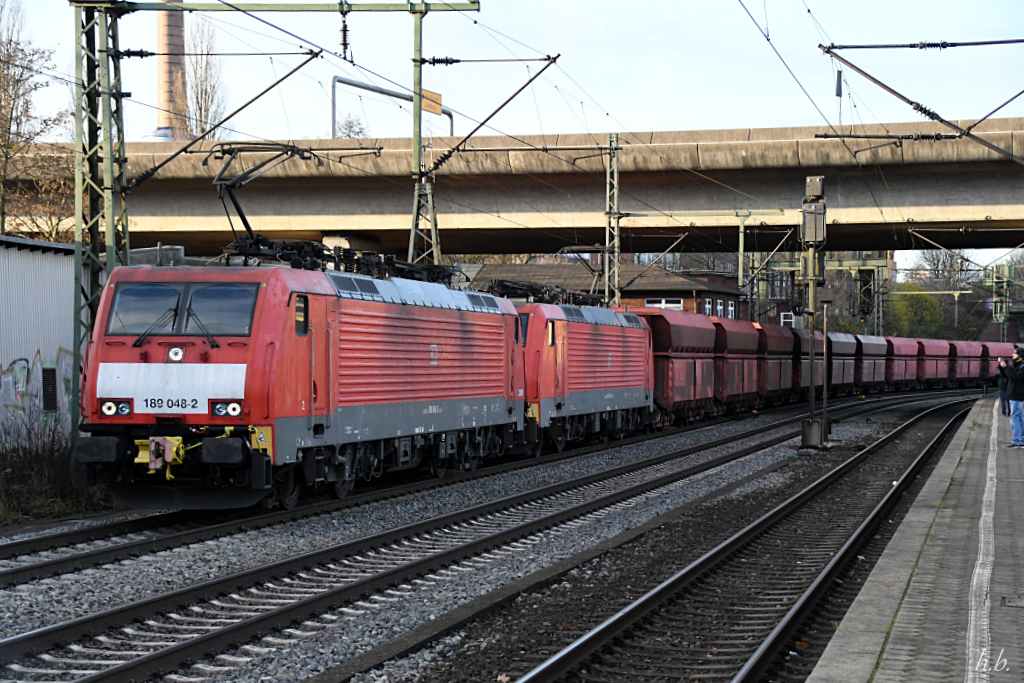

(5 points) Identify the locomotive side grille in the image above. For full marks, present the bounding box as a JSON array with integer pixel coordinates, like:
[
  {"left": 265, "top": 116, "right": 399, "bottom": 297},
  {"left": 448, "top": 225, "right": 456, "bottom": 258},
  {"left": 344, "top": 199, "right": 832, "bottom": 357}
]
[
  {"left": 334, "top": 304, "right": 509, "bottom": 404},
  {"left": 564, "top": 323, "right": 650, "bottom": 394}
]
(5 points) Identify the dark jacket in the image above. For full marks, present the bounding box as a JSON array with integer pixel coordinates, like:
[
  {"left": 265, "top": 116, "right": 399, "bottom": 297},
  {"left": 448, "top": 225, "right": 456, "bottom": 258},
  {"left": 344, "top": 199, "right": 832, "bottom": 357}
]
[{"left": 1003, "top": 360, "right": 1024, "bottom": 401}]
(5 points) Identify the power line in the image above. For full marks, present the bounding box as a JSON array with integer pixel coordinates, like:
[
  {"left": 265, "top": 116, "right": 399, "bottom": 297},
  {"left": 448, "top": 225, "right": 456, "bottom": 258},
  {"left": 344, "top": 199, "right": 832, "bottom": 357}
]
[
  {"left": 735, "top": 0, "right": 893, "bottom": 228},
  {"left": 120, "top": 50, "right": 309, "bottom": 58},
  {"left": 432, "top": 6, "right": 759, "bottom": 254},
  {"left": 822, "top": 46, "right": 1024, "bottom": 167},
  {"left": 207, "top": 0, "right": 715, "bottom": 246},
  {"left": 826, "top": 37, "right": 1024, "bottom": 50},
  {"left": 445, "top": 5, "right": 764, "bottom": 209},
  {"left": 0, "top": 54, "right": 293, "bottom": 145}
]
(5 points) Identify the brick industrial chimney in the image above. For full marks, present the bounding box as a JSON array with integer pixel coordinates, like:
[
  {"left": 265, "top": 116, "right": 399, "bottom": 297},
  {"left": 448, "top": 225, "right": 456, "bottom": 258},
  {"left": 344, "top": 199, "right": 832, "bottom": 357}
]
[{"left": 154, "top": 0, "right": 187, "bottom": 140}]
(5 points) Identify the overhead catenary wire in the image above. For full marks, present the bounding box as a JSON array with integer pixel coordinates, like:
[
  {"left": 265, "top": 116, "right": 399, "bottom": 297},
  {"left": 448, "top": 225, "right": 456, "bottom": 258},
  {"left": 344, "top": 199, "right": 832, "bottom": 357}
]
[
  {"left": 129, "top": 49, "right": 322, "bottom": 191},
  {"left": 119, "top": 49, "right": 311, "bottom": 58},
  {"left": 207, "top": 0, "right": 724, "bottom": 250},
  {"left": 433, "top": 5, "right": 760, "bottom": 257},
  {"left": 821, "top": 45, "right": 1024, "bottom": 167},
  {"left": 825, "top": 37, "right": 1024, "bottom": 50},
  {"left": 0, "top": 54, "right": 285, "bottom": 145},
  {"left": 452, "top": 6, "right": 764, "bottom": 210},
  {"left": 735, "top": 0, "right": 893, "bottom": 230},
  {"left": 12, "top": 28, "right": 578, "bottom": 254},
  {"left": 132, "top": 0, "right": 756, "bottom": 263}
]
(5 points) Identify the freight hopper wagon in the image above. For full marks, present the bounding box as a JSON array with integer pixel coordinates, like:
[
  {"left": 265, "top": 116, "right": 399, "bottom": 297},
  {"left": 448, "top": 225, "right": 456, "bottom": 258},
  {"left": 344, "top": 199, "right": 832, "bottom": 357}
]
[
  {"left": 950, "top": 341, "right": 984, "bottom": 387},
  {"left": 75, "top": 266, "right": 526, "bottom": 509},
  {"left": 518, "top": 304, "right": 653, "bottom": 451},
  {"left": 712, "top": 318, "right": 760, "bottom": 411},
  {"left": 854, "top": 335, "right": 887, "bottom": 392},
  {"left": 918, "top": 339, "right": 952, "bottom": 387},
  {"left": 794, "top": 329, "right": 826, "bottom": 395},
  {"left": 886, "top": 337, "right": 919, "bottom": 389},
  {"left": 827, "top": 332, "right": 857, "bottom": 397},
  {"left": 631, "top": 308, "right": 717, "bottom": 424},
  {"left": 754, "top": 322, "right": 795, "bottom": 406}
]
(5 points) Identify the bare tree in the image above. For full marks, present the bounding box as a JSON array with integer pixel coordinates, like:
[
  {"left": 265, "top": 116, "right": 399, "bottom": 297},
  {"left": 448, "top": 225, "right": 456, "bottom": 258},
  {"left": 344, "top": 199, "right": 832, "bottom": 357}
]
[
  {"left": 186, "top": 19, "right": 226, "bottom": 138},
  {"left": 0, "top": 0, "right": 63, "bottom": 234},
  {"left": 337, "top": 114, "right": 367, "bottom": 138},
  {"left": 912, "top": 249, "right": 979, "bottom": 290},
  {"left": 9, "top": 143, "right": 74, "bottom": 242}
]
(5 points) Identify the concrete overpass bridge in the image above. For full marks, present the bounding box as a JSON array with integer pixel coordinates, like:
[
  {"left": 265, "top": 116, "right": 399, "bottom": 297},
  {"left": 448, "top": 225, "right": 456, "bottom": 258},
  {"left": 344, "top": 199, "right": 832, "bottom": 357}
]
[{"left": 118, "top": 117, "right": 1024, "bottom": 256}]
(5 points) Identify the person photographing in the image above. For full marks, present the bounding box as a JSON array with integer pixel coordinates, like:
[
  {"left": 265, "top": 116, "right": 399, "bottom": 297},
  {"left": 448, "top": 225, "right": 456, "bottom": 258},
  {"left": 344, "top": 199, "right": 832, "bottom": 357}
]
[
  {"left": 999, "top": 346, "right": 1024, "bottom": 447},
  {"left": 998, "top": 356, "right": 1011, "bottom": 416}
]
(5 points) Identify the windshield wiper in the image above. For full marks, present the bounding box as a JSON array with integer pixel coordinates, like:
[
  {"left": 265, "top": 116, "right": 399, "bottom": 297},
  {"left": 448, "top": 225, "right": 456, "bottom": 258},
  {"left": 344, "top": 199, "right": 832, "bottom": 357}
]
[
  {"left": 186, "top": 306, "right": 221, "bottom": 348},
  {"left": 132, "top": 307, "right": 177, "bottom": 348}
]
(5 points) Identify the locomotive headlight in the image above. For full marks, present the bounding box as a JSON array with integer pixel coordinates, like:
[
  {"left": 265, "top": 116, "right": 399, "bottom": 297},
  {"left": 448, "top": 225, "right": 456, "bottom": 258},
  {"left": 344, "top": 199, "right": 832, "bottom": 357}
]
[
  {"left": 213, "top": 402, "right": 228, "bottom": 417},
  {"left": 226, "top": 402, "right": 242, "bottom": 417},
  {"left": 168, "top": 347, "right": 184, "bottom": 362},
  {"left": 101, "top": 401, "right": 117, "bottom": 416},
  {"left": 117, "top": 401, "right": 131, "bottom": 416}
]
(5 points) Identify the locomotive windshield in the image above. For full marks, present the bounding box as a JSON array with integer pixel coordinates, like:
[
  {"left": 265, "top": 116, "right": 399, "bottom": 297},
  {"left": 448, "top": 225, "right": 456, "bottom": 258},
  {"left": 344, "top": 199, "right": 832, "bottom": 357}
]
[
  {"left": 108, "top": 282, "right": 259, "bottom": 337},
  {"left": 183, "top": 283, "right": 259, "bottom": 335},
  {"left": 108, "top": 283, "right": 183, "bottom": 335}
]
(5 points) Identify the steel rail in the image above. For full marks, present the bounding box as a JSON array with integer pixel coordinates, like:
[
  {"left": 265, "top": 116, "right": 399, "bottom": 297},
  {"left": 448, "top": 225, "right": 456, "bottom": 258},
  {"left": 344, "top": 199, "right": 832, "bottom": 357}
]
[
  {"left": 0, "top": 390, "right": 927, "bottom": 587},
  {"left": 0, "top": 511, "right": 189, "bottom": 561},
  {"left": 733, "top": 405, "right": 970, "bottom": 681},
  {"left": 0, "top": 392, "right": 962, "bottom": 679},
  {"left": 0, "top": 414, "right": 740, "bottom": 579},
  {"left": 517, "top": 397, "right": 975, "bottom": 682}
]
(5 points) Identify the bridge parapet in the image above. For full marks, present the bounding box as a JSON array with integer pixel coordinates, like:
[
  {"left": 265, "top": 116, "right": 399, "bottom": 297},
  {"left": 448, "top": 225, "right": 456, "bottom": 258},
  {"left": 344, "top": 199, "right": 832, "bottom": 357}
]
[{"left": 110, "top": 117, "right": 1024, "bottom": 181}]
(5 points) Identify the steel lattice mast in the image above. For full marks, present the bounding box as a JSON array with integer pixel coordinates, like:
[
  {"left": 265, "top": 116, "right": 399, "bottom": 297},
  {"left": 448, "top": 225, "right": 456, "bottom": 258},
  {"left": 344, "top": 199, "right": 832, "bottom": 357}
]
[{"left": 67, "top": 0, "right": 479, "bottom": 426}]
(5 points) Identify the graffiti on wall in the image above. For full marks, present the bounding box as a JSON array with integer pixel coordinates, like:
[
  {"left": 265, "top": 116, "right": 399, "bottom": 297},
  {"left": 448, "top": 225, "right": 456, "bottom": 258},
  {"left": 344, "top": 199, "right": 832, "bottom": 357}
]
[{"left": 1, "top": 349, "right": 74, "bottom": 441}]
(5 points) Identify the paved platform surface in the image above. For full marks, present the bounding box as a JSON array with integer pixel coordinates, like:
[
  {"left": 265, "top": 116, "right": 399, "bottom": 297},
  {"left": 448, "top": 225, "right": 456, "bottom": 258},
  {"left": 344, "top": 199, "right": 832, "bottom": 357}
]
[{"left": 809, "top": 398, "right": 1024, "bottom": 683}]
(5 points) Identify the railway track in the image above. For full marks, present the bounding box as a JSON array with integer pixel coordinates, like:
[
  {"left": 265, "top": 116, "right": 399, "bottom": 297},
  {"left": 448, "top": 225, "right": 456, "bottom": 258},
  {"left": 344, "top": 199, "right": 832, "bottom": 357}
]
[
  {"left": 0, "top": 390, "right": 936, "bottom": 588},
  {"left": 0, "top": 392, "right": 973, "bottom": 682},
  {"left": 517, "top": 398, "right": 971, "bottom": 683}
]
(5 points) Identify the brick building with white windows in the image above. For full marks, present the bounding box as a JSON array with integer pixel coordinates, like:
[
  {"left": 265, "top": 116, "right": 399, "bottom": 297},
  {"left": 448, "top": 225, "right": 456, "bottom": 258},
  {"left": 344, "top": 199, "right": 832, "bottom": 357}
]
[{"left": 468, "top": 262, "right": 743, "bottom": 319}]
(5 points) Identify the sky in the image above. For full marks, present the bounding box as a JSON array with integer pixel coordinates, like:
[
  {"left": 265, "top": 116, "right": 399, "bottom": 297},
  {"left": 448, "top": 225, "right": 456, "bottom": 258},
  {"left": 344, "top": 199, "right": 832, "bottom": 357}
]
[{"left": 21, "top": 0, "right": 1024, "bottom": 269}]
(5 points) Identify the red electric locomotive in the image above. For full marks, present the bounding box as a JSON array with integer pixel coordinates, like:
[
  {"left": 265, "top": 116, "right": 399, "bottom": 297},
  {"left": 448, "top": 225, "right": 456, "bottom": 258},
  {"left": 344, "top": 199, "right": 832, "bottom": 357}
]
[
  {"left": 76, "top": 265, "right": 527, "bottom": 508},
  {"left": 518, "top": 303, "right": 653, "bottom": 451}
]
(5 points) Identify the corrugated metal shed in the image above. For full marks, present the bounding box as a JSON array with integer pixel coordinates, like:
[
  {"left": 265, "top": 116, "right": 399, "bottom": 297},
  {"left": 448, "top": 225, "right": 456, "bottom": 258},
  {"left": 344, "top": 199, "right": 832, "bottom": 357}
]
[{"left": 0, "top": 235, "right": 74, "bottom": 369}]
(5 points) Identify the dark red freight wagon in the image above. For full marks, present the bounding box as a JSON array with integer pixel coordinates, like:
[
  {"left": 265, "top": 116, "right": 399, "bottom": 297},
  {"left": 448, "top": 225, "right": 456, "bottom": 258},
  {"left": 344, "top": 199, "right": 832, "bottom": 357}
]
[
  {"left": 631, "top": 307, "right": 716, "bottom": 422},
  {"left": 917, "top": 338, "right": 951, "bottom": 386},
  {"left": 854, "top": 335, "right": 887, "bottom": 390},
  {"left": 794, "top": 329, "right": 826, "bottom": 391},
  {"left": 519, "top": 303, "right": 652, "bottom": 449},
  {"left": 754, "top": 321, "right": 795, "bottom": 403},
  {"left": 826, "top": 332, "right": 857, "bottom": 395},
  {"left": 886, "top": 336, "right": 919, "bottom": 388},
  {"left": 949, "top": 341, "right": 984, "bottom": 384},
  {"left": 711, "top": 318, "right": 760, "bottom": 409}
]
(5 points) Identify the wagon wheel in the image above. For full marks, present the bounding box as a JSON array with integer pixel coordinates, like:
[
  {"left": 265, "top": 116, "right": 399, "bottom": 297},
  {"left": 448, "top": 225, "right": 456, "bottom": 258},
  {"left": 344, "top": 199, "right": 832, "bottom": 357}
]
[
  {"left": 274, "top": 466, "right": 300, "bottom": 511},
  {"left": 332, "top": 476, "right": 354, "bottom": 499},
  {"left": 463, "top": 430, "right": 483, "bottom": 471},
  {"left": 547, "top": 424, "right": 566, "bottom": 453},
  {"left": 529, "top": 439, "right": 544, "bottom": 458}
]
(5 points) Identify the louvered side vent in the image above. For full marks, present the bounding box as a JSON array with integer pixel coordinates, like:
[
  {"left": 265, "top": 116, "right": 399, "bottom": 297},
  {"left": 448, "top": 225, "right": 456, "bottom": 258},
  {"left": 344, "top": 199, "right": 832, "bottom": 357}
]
[{"left": 41, "top": 367, "right": 58, "bottom": 412}]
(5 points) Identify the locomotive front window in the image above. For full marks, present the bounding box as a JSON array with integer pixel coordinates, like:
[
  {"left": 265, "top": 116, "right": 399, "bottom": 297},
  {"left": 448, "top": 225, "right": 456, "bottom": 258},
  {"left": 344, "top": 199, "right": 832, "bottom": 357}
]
[
  {"left": 184, "top": 283, "right": 259, "bottom": 336},
  {"left": 107, "top": 282, "right": 258, "bottom": 337},
  {"left": 107, "top": 283, "right": 183, "bottom": 335}
]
